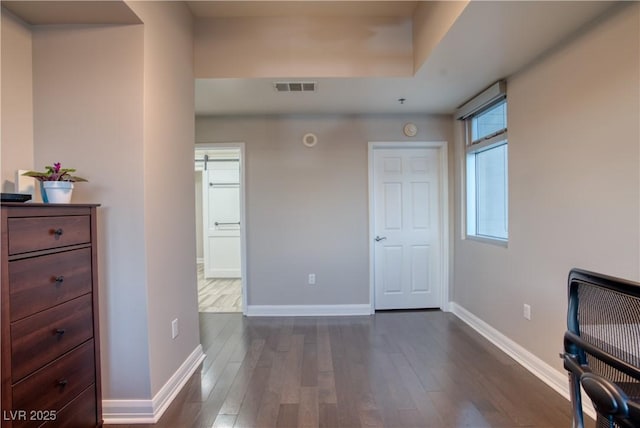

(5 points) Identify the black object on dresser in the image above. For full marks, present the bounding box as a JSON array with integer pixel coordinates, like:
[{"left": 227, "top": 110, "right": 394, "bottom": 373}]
[
  {"left": 0, "top": 194, "right": 31, "bottom": 203},
  {"left": 1, "top": 203, "right": 102, "bottom": 427}
]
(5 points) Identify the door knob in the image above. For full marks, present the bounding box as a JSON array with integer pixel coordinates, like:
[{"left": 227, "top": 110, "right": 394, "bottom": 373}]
[{"left": 375, "top": 236, "right": 387, "bottom": 242}]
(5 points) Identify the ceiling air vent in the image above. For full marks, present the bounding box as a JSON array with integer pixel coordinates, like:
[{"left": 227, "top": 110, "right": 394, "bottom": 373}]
[{"left": 274, "top": 81, "right": 316, "bottom": 93}]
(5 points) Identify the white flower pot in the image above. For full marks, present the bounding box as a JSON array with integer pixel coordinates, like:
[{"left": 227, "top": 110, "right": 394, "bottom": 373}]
[{"left": 43, "top": 181, "right": 74, "bottom": 203}]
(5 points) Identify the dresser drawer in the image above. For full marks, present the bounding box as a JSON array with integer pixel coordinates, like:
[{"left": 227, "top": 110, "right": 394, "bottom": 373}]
[
  {"left": 11, "top": 295, "right": 93, "bottom": 382},
  {"left": 9, "top": 248, "right": 93, "bottom": 321},
  {"left": 8, "top": 388, "right": 96, "bottom": 428},
  {"left": 12, "top": 340, "right": 95, "bottom": 418},
  {"left": 37, "top": 385, "right": 97, "bottom": 428},
  {"left": 7, "top": 216, "right": 91, "bottom": 255}
]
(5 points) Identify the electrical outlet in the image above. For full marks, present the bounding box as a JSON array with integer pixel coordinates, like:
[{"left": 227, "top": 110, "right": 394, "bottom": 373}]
[
  {"left": 308, "top": 273, "right": 316, "bottom": 285},
  {"left": 523, "top": 304, "right": 531, "bottom": 320},
  {"left": 171, "top": 318, "right": 179, "bottom": 339}
]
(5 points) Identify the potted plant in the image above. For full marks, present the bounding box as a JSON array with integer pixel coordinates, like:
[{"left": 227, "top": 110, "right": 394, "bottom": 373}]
[{"left": 22, "top": 162, "right": 87, "bottom": 203}]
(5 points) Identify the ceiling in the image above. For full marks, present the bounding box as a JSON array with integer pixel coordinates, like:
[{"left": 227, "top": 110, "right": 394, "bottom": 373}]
[
  {"left": 1, "top": 1, "right": 141, "bottom": 25},
  {"left": 186, "top": 1, "right": 419, "bottom": 18},
  {"left": 1, "top": 0, "right": 617, "bottom": 116},
  {"left": 194, "top": 1, "right": 616, "bottom": 116}
]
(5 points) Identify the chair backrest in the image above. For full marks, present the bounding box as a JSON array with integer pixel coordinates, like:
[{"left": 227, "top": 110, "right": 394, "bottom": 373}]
[{"left": 565, "top": 269, "right": 640, "bottom": 428}]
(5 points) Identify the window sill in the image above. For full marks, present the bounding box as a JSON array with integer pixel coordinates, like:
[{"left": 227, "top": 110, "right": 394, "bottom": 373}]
[{"left": 465, "top": 235, "right": 508, "bottom": 248}]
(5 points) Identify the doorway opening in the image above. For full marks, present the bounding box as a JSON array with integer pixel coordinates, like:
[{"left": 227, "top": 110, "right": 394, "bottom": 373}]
[{"left": 195, "top": 144, "right": 246, "bottom": 313}]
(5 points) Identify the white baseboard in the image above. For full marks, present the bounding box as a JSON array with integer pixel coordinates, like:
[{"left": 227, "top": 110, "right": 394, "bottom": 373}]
[
  {"left": 450, "top": 302, "right": 595, "bottom": 420},
  {"left": 102, "top": 344, "right": 206, "bottom": 424},
  {"left": 101, "top": 399, "right": 155, "bottom": 425},
  {"left": 210, "top": 271, "right": 241, "bottom": 278},
  {"left": 246, "top": 304, "right": 371, "bottom": 317}
]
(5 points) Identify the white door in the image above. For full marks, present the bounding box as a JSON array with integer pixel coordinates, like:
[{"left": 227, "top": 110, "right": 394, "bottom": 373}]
[
  {"left": 373, "top": 148, "right": 441, "bottom": 309},
  {"left": 203, "top": 160, "right": 241, "bottom": 278}
]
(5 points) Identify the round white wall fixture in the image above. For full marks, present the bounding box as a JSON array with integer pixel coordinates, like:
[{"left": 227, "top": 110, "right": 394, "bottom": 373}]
[
  {"left": 302, "top": 133, "right": 318, "bottom": 147},
  {"left": 403, "top": 122, "right": 418, "bottom": 137}
]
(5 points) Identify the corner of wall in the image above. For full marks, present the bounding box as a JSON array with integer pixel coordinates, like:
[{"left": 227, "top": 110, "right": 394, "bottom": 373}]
[{"left": 1, "top": 8, "right": 34, "bottom": 192}]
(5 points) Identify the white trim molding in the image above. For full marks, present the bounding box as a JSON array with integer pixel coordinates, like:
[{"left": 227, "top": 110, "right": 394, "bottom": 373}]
[
  {"left": 102, "top": 345, "right": 206, "bottom": 424},
  {"left": 450, "top": 302, "right": 595, "bottom": 420},
  {"left": 246, "top": 304, "right": 371, "bottom": 317}
]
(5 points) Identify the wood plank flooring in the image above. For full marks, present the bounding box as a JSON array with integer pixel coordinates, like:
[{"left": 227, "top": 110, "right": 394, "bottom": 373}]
[{"left": 107, "top": 311, "right": 590, "bottom": 428}]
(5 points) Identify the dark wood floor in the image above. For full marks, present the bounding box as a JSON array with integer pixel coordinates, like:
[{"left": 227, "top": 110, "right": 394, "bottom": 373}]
[{"left": 108, "top": 311, "right": 590, "bottom": 428}]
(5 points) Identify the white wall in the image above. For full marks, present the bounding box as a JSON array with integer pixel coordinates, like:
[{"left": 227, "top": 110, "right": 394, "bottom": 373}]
[
  {"left": 31, "top": 23, "right": 151, "bottom": 399},
  {"left": 124, "top": 0, "right": 199, "bottom": 398},
  {"left": 453, "top": 3, "right": 640, "bottom": 371},
  {"left": 29, "top": 0, "right": 198, "bottom": 403},
  {"left": 196, "top": 114, "right": 454, "bottom": 307},
  {"left": 1, "top": 9, "right": 33, "bottom": 193}
]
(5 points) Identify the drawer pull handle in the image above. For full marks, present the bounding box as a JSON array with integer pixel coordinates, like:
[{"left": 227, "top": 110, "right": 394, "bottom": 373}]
[
  {"left": 55, "top": 328, "right": 66, "bottom": 336},
  {"left": 53, "top": 228, "right": 64, "bottom": 237},
  {"left": 56, "top": 379, "right": 68, "bottom": 388},
  {"left": 55, "top": 276, "right": 65, "bottom": 284}
]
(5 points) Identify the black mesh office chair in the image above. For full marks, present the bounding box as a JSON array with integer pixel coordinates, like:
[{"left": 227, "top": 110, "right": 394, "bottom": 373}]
[{"left": 562, "top": 268, "right": 640, "bottom": 428}]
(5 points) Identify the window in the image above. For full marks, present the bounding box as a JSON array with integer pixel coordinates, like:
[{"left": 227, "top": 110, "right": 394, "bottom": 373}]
[
  {"left": 468, "top": 140, "right": 508, "bottom": 240},
  {"left": 461, "top": 88, "right": 508, "bottom": 243}
]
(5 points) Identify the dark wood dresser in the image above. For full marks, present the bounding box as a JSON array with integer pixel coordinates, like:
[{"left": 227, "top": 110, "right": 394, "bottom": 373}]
[{"left": 1, "top": 203, "right": 101, "bottom": 427}]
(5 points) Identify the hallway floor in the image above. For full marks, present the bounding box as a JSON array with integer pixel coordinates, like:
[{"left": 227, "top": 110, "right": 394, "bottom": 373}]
[{"left": 108, "top": 311, "right": 585, "bottom": 427}]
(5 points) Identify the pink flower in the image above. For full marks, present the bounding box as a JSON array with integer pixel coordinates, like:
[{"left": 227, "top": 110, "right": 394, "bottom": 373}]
[{"left": 21, "top": 162, "right": 88, "bottom": 182}]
